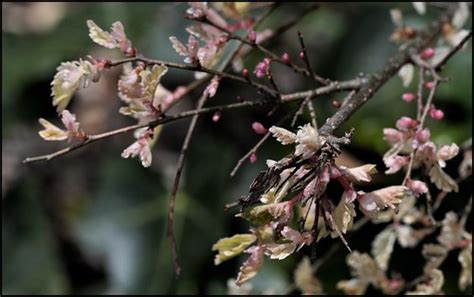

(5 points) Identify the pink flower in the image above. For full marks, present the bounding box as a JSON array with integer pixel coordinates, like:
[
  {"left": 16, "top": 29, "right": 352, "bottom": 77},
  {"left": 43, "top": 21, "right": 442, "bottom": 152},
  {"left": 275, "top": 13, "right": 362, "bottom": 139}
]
[
  {"left": 396, "top": 116, "right": 418, "bottom": 131},
  {"left": 212, "top": 111, "right": 221, "bottom": 122},
  {"left": 383, "top": 128, "right": 404, "bottom": 145},
  {"left": 407, "top": 179, "right": 428, "bottom": 196},
  {"left": 420, "top": 48, "right": 435, "bottom": 60},
  {"left": 429, "top": 106, "right": 444, "bottom": 120},
  {"left": 236, "top": 245, "right": 264, "bottom": 286},
  {"left": 249, "top": 152, "right": 257, "bottom": 163},
  {"left": 247, "top": 30, "right": 257, "bottom": 43},
  {"left": 424, "top": 81, "right": 434, "bottom": 89},
  {"left": 162, "top": 86, "right": 187, "bottom": 110},
  {"left": 414, "top": 128, "right": 431, "bottom": 144},
  {"left": 384, "top": 155, "right": 409, "bottom": 174},
  {"left": 204, "top": 75, "right": 220, "bottom": 98},
  {"left": 252, "top": 122, "right": 267, "bottom": 134},
  {"left": 61, "top": 110, "right": 80, "bottom": 134},
  {"left": 358, "top": 186, "right": 408, "bottom": 213},
  {"left": 254, "top": 58, "right": 271, "bottom": 78},
  {"left": 121, "top": 135, "right": 152, "bottom": 167},
  {"left": 402, "top": 92, "right": 416, "bottom": 102}
]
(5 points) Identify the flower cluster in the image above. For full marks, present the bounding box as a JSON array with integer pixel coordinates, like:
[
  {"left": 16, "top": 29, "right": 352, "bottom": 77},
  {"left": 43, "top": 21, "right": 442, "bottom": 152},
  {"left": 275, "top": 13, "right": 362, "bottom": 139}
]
[
  {"left": 383, "top": 116, "right": 459, "bottom": 193},
  {"left": 213, "top": 123, "right": 411, "bottom": 286}
]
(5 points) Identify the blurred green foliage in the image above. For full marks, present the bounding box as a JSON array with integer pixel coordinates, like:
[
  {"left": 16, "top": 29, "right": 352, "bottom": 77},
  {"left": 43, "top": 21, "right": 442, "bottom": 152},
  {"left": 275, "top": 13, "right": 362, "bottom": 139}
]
[{"left": 2, "top": 2, "right": 471, "bottom": 295}]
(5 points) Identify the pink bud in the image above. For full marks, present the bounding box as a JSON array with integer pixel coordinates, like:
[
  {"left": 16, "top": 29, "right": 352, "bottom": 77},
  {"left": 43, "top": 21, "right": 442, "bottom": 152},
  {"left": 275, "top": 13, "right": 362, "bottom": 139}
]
[
  {"left": 299, "top": 51, "right": 305, "bottom": 60},
  {"left": 281, "top": 52, "right": 290, "bottom": 64},
  {"left": 252, "top": 122, "right": 267, "bottom": 134},
  {"left": 396, "top": 116, "right": 418, "bottom": 131},
  {"left": 424, "top": 81, "right": 434, "bottom": 89},
  {"left": 254, "top": 58, "right": 271, "bottom": 78},
  {"left": 125, "top": 47, "right": 137, "bottom": 58},
  {"left": 402, "top": 92, "right": 416, "bottom": 102},
  {"left": 332, "top": 100, "right": 342, "bottom": 108},
  {"left": 218, "top": 34, "right": 229, "bottom": 45},
  {"left": 249, "top": 152, "right": 257, "bottom": 163},
  {"left": 415, "top": 128, "right": 431, "bottom": 143},
  {"left": 242, "top": 68, "right": 249, "bottom": 78},
  {"left": 429, "top": 107, "right": 444, "bottom": 120},
  {"left": 407, "top": 179, "right": 428, "bottom": 195},
  {"left": 383, "top": 128, "right": 403, "bottom": 145},
  {"left": 212, "top": 111, "right": 221, "bottom": 122},
  {"left": 248, "top": 30, "right": 257, "bottom": 43},
  {"left": 420, "top": 48, "right": 435, "bottom": 60}
]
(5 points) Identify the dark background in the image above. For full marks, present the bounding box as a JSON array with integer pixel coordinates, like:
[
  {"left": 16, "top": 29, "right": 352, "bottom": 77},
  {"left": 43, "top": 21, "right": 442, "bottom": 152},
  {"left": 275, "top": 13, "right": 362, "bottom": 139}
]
[{"left": 2, "top": 2, "right": 472, "bottom": 294}]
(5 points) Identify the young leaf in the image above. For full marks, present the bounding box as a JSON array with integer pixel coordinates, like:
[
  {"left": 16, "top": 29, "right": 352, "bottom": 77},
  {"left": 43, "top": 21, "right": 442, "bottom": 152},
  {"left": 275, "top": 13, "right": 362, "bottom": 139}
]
[{"left": 212, "top": 234, "right": 257, "bottom": 265}]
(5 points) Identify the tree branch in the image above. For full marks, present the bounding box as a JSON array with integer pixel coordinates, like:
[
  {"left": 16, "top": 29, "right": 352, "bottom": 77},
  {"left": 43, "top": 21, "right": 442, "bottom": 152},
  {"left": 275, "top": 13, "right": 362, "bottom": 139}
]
[
  {"left": 23, "top": 80, "right": 363, "bottom": 163},
  {"left": 110, "top": 56, "right": 278, "bottom": 98},
  {"left": 167, "top": 94, "right": 208, "bottom": 276},
  {"left": 319, "top": 14, "right": 448, "bottom": 135}
]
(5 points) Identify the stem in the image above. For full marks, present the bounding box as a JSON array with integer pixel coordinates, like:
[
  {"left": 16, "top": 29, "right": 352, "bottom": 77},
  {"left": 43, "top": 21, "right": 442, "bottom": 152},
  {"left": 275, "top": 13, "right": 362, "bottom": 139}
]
[
  {"left": 167, "top": 94, "right": 208, "bottom": 276},
  {"left": 319, "top": 14, "right": 446, "bottom": 135},
  {"left": 110, "top": 56, "right": 278, "bottom": 98}
]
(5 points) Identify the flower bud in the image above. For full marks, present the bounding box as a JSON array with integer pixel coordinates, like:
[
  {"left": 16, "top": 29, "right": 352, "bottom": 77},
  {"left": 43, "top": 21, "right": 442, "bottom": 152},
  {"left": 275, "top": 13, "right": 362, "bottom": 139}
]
[
  {"left": 252, "top": 122, "right": 267, "bottom": 134},
  {"left": 402, "top": 92, "right": 416, "bottom": 102},
  {"left": 247, "top": 30, "right": 257, "bottom": 43},
  {"left": 420, "top": 48, "right": 435, "bottom": 60},
  {"left": 424, "top": 81, "right": 434, "bottom": 89},
  {"left": 242, "top": 68, "right": 249, "bottom": 78},
  {"left": 299, "top": 51, "right": 305, "bottom": 60},
  {"left": 415, "top": 128, "right": 431, "bottom": 143},
  {"left": 281, "top": 52, "right": 290, "bottom": 64},
  {"left": 407, "top": 179, "right": 428, "bottom": 195},
  {"left": 249, "top": 152, "right": 257, "bottom": 163},
  {"left": 429, "top": 107, "right": 444, "bottom": 120},
  {"left": 212, "top": 111, "right": 221, "bottom": 122},
  {"left": 396, "top": 116, "right": 418, "bottom": 130},
  {"left": 332, "top": 100, "right": 342, "bottom": 108}
]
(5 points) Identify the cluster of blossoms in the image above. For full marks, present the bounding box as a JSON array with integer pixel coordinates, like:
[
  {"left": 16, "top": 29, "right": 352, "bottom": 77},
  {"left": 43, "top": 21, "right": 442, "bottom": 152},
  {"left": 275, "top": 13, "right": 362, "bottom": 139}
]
[
  {"left": 332, "top": 3, "right": 472, "bottom": 295},
  {"left": 213, "top": 123, "right": 414, "bottom": 285},
  {"left": 383, "top": 116, "right": 459, "bottom": 193}
]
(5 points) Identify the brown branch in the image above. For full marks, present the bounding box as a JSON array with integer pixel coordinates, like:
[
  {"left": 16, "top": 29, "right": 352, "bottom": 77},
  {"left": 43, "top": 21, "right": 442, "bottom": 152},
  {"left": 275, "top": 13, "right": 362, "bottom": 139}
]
[
  {"left": 297, "top": 31, "right": 330, "bottom": 85},
  {"left": 195, "top": 15, "right": 317, "bottom": 80},
  {"left": 110, "top": 56, "right": 278, "bottom": 98},
  {"left": 403, "top": 77, "right": 440, "bottom": 185},
  {"left": 229, "top": 4, "right": 321, "bottom": 66},
  {"left": 319, "top": 13, "right": 448, "bottom": 136},
  {"left": 23, "top": 80, "right": 363, "bottom": 163},
  {"left": 291, "top": 95, "right": 312, "bottom": 127},
  {"left": 434, "top": 29, "right": 472, "bottom": 71},
  {"left": 167, "top": 94, "right": 208, "bottom": 276},
  {"left": 23, "top": 123, "right": 144, "bottom": 163}
]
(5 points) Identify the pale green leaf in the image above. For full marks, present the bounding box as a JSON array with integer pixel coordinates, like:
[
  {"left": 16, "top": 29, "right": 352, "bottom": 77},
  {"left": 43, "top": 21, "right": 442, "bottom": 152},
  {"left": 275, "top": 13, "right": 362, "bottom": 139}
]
[{"left": 212, "top": 234, "right": 256, "bottom": 265}]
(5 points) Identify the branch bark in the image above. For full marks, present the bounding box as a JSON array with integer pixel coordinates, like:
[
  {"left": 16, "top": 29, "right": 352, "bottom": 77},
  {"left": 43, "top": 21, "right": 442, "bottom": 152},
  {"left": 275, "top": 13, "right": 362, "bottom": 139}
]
[{"left": 319, "top": 14, "right": 449, "bottom": 136}]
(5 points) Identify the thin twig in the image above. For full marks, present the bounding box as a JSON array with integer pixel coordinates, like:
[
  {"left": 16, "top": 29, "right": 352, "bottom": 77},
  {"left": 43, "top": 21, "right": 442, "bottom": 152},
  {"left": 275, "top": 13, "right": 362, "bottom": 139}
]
[
  {"left": 319, "top": 13, "right": 447, "bottom": 135},
  {"left": 110, "top": 56, "right": 278, "bottom": 98},
  {"left": 196, "top": 15, "right": 318, "bottom": 80},
  {"left": 416, "top": 67, "right": 425, "bottom": 119},
  {"left": 312, "top": 216, "right": 370, "bottom": 272},
  {"left": 297, "top": 30, "right": 330, "bottom": 85},
  {"left": 403, "top": 78, "right": 439, "bottom": 185},
  {"left": 230, "top": 132, "right": 272, "bottom": 178},
  {"left": 24, "top": 80, "right": 362, "bottom": 163},
  {"left": 305, "top": 97, "right": 318, "bottom": 130},
  {"left": 167, "top": 94, "right": 208, "bottom": 276},
  {"left": 230, "top": 4, "right": 321, "bottom": 65},
  {"left": 229, "top": 113, "right": 293, "bottom": 177},
  {"left": 434, "top": 29, "right": 472, "bottom": 71},
  {"left": 291, "top": 95, "right": 311, "bottom": 127}
]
